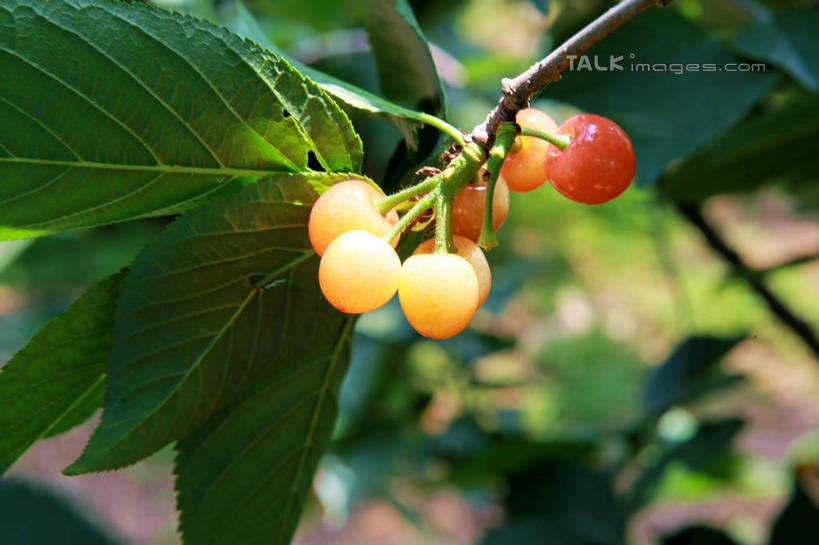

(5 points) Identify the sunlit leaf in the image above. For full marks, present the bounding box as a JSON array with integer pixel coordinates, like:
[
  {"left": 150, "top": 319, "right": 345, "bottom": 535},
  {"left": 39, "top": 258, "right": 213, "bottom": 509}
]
[{"left": 0, "top": 0, "right": 361, "bottom": 240}]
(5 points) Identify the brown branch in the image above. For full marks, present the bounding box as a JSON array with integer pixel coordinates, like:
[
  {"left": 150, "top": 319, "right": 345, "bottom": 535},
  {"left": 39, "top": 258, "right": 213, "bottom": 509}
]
[
  {"left": 676, "top": 202, "right": 819, "bottom": 361},
  {"left": 469, "top": 0, "right": 672, "bottom": 148}
]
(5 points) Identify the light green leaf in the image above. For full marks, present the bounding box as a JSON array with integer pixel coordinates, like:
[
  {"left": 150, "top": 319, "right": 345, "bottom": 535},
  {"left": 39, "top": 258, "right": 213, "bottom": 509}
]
[
  {"left": 65, "top": 173, "right": 362, "bottom": 474},
  {"left": 0, "top": 272, "right": 123, "bottom": 476},
  {"left": 174, "top": 317, "right": 355, "bottom": 545},
  {"left": 0, "top": 0, "right": 361, "bottom": 240},
  {"left": 732, "top": 10, "right": 819, "bottom": 92}
]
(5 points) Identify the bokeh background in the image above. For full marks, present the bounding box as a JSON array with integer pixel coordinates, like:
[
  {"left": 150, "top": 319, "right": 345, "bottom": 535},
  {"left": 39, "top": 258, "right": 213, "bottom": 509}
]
[{"left": 2, "top": 0, "right": 818, "bottom": 544}]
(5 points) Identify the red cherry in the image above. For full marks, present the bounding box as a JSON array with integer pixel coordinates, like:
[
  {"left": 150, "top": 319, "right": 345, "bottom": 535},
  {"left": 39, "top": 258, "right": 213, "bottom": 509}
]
[{"left": 545, "top": 114, "right": 635, "bottom": 205}]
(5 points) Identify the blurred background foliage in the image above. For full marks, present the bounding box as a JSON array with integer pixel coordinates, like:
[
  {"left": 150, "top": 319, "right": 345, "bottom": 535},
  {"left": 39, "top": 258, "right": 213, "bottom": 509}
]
[{"left": 2, "top": 0, "right": 819, "bottom": 544}]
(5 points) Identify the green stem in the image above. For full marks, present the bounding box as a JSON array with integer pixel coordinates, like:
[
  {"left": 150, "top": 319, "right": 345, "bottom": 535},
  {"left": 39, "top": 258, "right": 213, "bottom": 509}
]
[
  {"left": 384, "top": 188, "right": 439, "bottom": 245},
  {"left": 433, "top": 190, "right": 456, "bottom": 254},
  {"left": 520, "top": 127, "right": 571, "bottom": 150},
  {"left": 432, "top": 141, "right": 487, "bottom": 253},
  {"left": 478, "top": 122, "right": 517, "bottom": 248},
  {"left": 377, "top": 174, "right": 442, "bottom": 215},
  {"left": 418, "top": 113, "right": 466, "bottom": 147}
]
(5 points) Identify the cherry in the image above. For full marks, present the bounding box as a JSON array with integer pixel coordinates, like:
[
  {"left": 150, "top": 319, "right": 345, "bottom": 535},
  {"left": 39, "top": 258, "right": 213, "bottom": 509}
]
[
  {"left": 309, "top": 179, "right": 399, "bottom": 256},
  {"left": 499, "top": 108, "right": 559, "bottom": 192},
  {"left": 452, "top": 177, "right": 510, "bottom": 242},
  {"left": 398, "top": 253, "right": 479, "bottom": 339},
  {"left": 319, "top": 230, "right": 401, "bottom": 314},
  {"left": 413, "top": 235, "right": 492, "bottom": 306},
  {"left": 545, "top": 114, "right": 635, "bottom": 205}
]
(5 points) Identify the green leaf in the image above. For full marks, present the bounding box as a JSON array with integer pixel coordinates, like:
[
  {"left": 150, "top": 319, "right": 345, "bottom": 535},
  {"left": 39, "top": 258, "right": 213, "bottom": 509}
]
[
  {"left": 0, "top": 271, "right": 123, "bottom": 476},
  {"left": 663, "top": 93, "right": 819, "bottom": 203},
  {"left": 0, "top": 0, "right": 361, "bottom": 240},
  {"left": 769, "top": 475, "right": 819, "bottom": 545},
  {"left": 225, "top": 0, "right": 431, "bottom": 147},
  {"left": 365, "top": 0, "right": 448, "bottom": 186},
  {"left": 365, "top": 0, "right": 445, "bottom": 114},
  {"left": 544, "top": 9, "right": 778, "bottom": 184},
  {"left": 732, "top": 10, "right": 819, "bottom": 92},
  {"left": 503, "top": 461, "right": 624, "bottom": 545},
  {"left": 65, "top": 173, "right": 361, "bottom": 474},
  {"left": 174, "top": 317, "right": 355, "bottom": 545},
  {"left": 0, "top": 478, "right": 124, "bottom": 545},
  {"left": 643, "top": 335, "right": 745, "bottom": 415}
]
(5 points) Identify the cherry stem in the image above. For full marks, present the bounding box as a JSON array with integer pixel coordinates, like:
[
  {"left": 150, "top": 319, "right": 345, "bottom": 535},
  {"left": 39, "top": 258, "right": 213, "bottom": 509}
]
[
  {"left": 417, "top": 113, "right": 466, "bottom": 147},
  {"left": 384, "top": 187, "right": 440, "bottom": 245},
  {"left": 377, "top": 174, "right": 442, "bottom": 216},
  {"left": 434, "top": 142, "right": 487, "bottom": 253},
  {"left": 434, "top": 191, "right": 456, "bottom": 254},
  {"left": 478, "top": 122, "right": 517, "bottom": 249},
  {"left": 519, "top": 127, "right": 571, "bottom": 150}
]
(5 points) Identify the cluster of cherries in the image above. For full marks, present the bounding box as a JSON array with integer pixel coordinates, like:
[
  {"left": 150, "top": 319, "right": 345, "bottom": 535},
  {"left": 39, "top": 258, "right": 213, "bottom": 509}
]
[{"left": 308, "top": 108, "right": 635, "bottom": 339}]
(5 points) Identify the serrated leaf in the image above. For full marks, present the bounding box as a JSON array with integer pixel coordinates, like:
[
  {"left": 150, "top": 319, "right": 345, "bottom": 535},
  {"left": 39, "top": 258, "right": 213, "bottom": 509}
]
[
  {"left": 0, "top": 272, "right": 123, "bottom": 476},
  {"left": 544, "top": 9, "right": 778, "bottom": 184},
  {"left": 65, "top": 173, "right": 361, "bottom": 474},
  {"left": 225, "top": 0, "right": 429, "bottom": 147},
  {"left": 643, "top": 335, "right": 744, "bottom": 415},
  {"left": 0, "top": 0, "right": 361, "bottom": 240},
  {"left": 663, "top": 94, "right": 819, "bottom": 202},
  {"left": 732, "top": 10, "right": 819, "bottom": 92},
  {"left": 174, "top": 316, "right": 355, "bottom": 545}
]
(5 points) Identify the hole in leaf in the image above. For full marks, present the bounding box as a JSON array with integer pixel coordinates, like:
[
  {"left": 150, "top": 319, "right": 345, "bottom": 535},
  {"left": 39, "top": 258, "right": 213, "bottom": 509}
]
[
  {"left": 307, "top": 151, "right": 323, "bottom": 171},
  {"left": 282, "top": 108, "right": 291, "bottom": 118}
]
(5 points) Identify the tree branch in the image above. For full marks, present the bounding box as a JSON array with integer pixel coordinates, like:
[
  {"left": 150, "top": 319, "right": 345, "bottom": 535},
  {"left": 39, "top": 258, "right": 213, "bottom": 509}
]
[
  {"left": 469, "top": 0, "right": 672, "bottom": 148},
  {"left": 676, "top": 202, "right": 819, "bottom": 361}
]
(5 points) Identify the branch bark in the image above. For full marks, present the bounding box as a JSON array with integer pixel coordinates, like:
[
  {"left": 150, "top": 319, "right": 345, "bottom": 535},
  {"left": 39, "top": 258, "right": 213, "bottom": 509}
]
[
  {"left": 469, "top": 0, "right": 672, "bottom": 148},
  {"left": 676, "top": 203, "right": 819, "bottom": 361}
]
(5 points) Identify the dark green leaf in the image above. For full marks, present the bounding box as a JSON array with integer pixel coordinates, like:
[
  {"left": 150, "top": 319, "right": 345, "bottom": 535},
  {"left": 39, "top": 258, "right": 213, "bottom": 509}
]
[
  {"left": 732, "top": 10, "right": 819, "bottom": 92},
  {"left": 365, "top": 0, "right": 448, "bottom": 187},
  {"left": 662, "top": 93, "right": 819, "bottom": 202},
  {"left": 544, "top": 9, "right": 778, "bottom": 184},
  {"left": 173, "top": 316, "right": 354, "bottom": 545},
  {"left": 674, "top": 418, "right": 745, "bottom": 473},
  {"left": 365, "top": 0, "right": 445, "bottom": 114},
  {"left": 769, "top": 475, "right": 819, "bottom": 545},
  {"left": 662, "top": 525, "right": 739, "bottom": 545},
  {"left": 504, "top": 461, "right": 624, "bottom": 545},
  {"left": 0, "top": 478, "right": 123, "bottom": 545},
  {"left": 643, "top": 335, "right": 744, "bottom": 414},
  {"left": 65, "top": 173, "right": 363, "bottom": 474},
  {"left": 0, "top": 272, "right": 123, "bottom": 476},
  {"left": 0, "top": 0, "right": 361, "bottom": 240}
]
